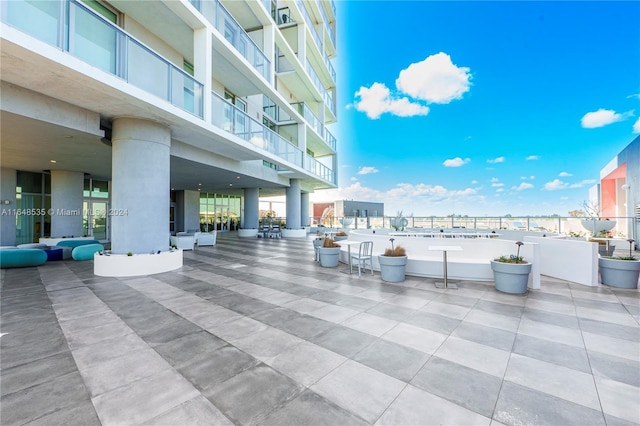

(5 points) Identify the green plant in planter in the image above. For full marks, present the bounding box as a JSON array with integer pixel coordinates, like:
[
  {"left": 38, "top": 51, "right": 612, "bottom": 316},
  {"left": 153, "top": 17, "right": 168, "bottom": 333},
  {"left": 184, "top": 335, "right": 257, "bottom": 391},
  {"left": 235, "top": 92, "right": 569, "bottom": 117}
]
[
  {"left": 494, "top": 241, "right": 527, "bottom": 264},
  {"left": 491, "top": 241, "right": 531, "bottom": 294},
  {"left": 127, "top": 251, "right": 133, "bottom": 256}
]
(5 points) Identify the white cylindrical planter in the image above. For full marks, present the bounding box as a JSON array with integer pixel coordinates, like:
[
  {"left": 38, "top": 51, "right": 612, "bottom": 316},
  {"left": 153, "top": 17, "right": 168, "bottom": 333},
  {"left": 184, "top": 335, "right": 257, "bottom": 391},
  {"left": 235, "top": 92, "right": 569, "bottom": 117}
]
[
  {"left": 319, "top": 247, "right": 340, "bottom": 267},
  {"left": 238, "top": 228, "right": 258, "bottom": 238},
  {"left": 111, "top": 118, "right": 170, "bottom": 254},
  {"left": 491, "top": 260, "right": 532, "bottom": 294},
  {"left": 378, "top": 255, "right": 407, "bottom": 282},
  {"left": 282, "top": 228, "right": 306, "bottom": 238},
  {"left": 51, "top": 170, "right": 84, "bottom": 238},
  {"left": 94, "top": 250, "right": 183, "bottom": 277},
  {"left": 599, "top": 258, "right": 640, "bottom": 289}
]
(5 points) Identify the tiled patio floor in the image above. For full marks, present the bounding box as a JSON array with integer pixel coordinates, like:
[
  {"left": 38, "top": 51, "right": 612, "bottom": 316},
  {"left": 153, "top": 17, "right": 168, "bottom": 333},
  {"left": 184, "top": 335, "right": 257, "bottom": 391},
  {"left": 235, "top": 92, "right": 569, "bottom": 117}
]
[{"left": 1, "top": 233, "right": 639, "bottom": 425}]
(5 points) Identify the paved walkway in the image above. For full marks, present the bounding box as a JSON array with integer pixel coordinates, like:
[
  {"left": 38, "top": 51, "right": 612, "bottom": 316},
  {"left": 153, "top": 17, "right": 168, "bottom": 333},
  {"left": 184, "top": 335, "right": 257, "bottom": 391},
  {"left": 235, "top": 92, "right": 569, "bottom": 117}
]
[{"left": 1, "top": 233, "right": 639, "bottom": 425}]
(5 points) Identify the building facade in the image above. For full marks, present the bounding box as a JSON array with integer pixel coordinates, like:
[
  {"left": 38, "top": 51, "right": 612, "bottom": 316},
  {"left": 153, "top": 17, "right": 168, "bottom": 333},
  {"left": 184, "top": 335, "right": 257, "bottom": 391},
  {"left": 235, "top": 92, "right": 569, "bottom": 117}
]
[
  {"left": 590, "top": 135, "right": 640, "bottom": 246},
  {"left": 0, "top": 0, "right": 338, "bottom": 252}
]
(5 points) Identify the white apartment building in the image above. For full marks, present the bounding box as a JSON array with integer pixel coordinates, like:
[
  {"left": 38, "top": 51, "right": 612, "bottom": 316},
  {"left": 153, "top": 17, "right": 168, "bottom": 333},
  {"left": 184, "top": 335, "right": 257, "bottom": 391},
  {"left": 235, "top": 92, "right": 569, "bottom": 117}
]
[{"left": 0, "top": 0, "right": 338, "bottom": 256}]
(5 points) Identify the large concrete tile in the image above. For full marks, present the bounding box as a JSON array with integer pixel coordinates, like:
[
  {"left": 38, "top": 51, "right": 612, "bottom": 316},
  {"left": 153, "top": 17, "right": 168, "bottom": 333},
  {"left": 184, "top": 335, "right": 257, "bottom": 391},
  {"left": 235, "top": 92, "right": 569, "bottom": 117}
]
[
  {"left": 0, "top": 371, "right": 91, "bottom": 425},
  {"left": 353, "top": 339, "right": 430, "bottom": 382},
  {"left": 310, "top": 325, "right": 376, "bottom": 358},
  {"left": 153, "top": 330, "right": 227, "bottom": 368},
  {"left": 411, "top": 356, "right": 502, "bottom": 417},
  {"left": 269, "top": 341, "right": 347, "bottom": 387},
  {"left": 142, "top": 395, "right": 233, "bottom": 426},
  {"left": 231, "top": 326, "right": 304, "bottom": 364},
  {"left": 382, "top": 323, "right": 447, "bottom": 354},
  {"left": 588, "top": 351, "right": 640, "bottom": 387},
  {"left": 376, "top": 384, "right": 491, "bottom": 426},
  {"left": 512, "top": 334, "right": 591, "bottom": 373},
  {"left": 494, "top": 381, "right": 605, "bottom": 425},
  {"left": 178, "top": 345, "right": 259, "bottom": 392},
  {"left": 504, "top": 354, "right": 600, "bottom": 410},
  {"left": 311, "top": 360, "right": 406, "bottom": 423},
  {"left": 261, "top": 389, "right": 368, "bottom": 426},
  {"left": 1, "top": 352, "right": 77, "bottom": 397},
  {"left": 517, "top": 317, "right": 585, "bottom": 348},
  {"left": 434, "top": 336, "right": 511, "bottom": 377},
  {"left": 451, "top": 321, "right": 516, "bottom": 351},
  {"left": 205, "top": 364, "right": 303, "bottom": 425},
  {"left": 341, "top": 312, "right": 399, "bottom": 337},
  {"left": 594, "top": 376, "right": 640, "bottom": 424},
  {"left": 92, "top": 368, "right": 199, "bottom": 426}
]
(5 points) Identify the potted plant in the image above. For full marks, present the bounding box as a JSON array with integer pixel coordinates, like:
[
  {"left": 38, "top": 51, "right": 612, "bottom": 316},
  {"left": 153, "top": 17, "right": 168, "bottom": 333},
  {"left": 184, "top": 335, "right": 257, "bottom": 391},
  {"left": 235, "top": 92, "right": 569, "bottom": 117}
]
[
  {"left": 318, "top": 237, "right": 341, "bottom": 267},
  {"left": 599, "top": 239, "right": 640, "bottom": 289},
  {"left": 389, "top": 211, "right": 409, "bottom": 231},
  {"left": 378, "top": 238, "right": 407, "bottom": 282},
  {"left": 334, "top": 231, "right": 348, "bottom": 241},
  {"left": 490, "top": 241, "right": 531, "bottom": 294}
]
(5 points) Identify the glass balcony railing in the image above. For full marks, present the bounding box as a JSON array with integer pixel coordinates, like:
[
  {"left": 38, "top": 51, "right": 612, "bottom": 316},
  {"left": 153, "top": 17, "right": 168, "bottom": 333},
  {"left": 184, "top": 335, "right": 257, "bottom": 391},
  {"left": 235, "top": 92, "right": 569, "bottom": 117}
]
[
  {"left": 305, "top": 154, "right": 335, "bottom": 184},
  {"left": 296, "top": 1, "right": 323, "bottom": 54},
  {"left": 324, "top": 129, "right": 336, "bottom": 151},
  {"left": 292, "top": 102, "right": 323, "bottom": 136},
  {"left": 306, "top": 59, "right": 324, "bottom": 95},
  {"left": 189, "top": 0, "right": 271, "bottom": 82},
  {"left": 325, "top": 52, "right": 336, "bottom": 83},
  {"left": 212, "top": 93, "right": 303, "bottom": 168},
  {"left": 316, "top": 0, "right": 335, "bottom": 48},
  {"left": 2, "top": 0, "right": 203, "bottom": 117},
  {"left": 323, "top": 87, "right": 336, "bottom": 116}
]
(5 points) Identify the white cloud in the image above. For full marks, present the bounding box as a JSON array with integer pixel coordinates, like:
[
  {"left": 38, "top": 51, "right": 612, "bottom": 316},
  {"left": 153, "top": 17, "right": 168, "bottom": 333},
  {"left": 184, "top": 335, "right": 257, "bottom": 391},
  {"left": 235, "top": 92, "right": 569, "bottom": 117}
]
[
  {"left": 633, "top": 117, "right": 640, "bottom": 134},
  {"left": 353, "top": 83, "right": 429, "bottom": 119},
  {"left": 487, "top": 156, "right": 505, "bottom": 164},
  {"left": 530, "top": 176, "right": 535, "bottom": 180},
  {"left": 395, "top": 52, "right": 472, "bottom": 104},
  {"left": 627, "top": 93, "right": 640, "bottom": 100},
  {"left": 559, "top": 171, "right": 573, "bottom": 177},
  {"left": 471, "top": 180, "right": 478, "bottom": 184},
  {"left": 492, "top": 182, "right": 504, "bottom": 188},
  {"left": 526, "top": 155, "right": 539, "bottom": 161},
  {"left": 443, "top": 157, "right": 470, "bottom": 167},
  {"left": 570, "top": 179, "right": 597, "bottom": 188},
  {"left": 358, "top": 166, "right": 379, "bottom": 175},
  {"left": 495, "top": 188, "right": 504, "bottom": 193},
  {"left": 544, "top": 179, "right": 569, "bottom": 191},
  {"left": 513, "top": 182, "right": 534, "bottom": 191},
  {"left": 350, "top": 177, "right": 358, "bottom": 181},
  {"left": 580, "top": 108, "right": 630, "bottom": 128},
  {"left": 491, "top": 177, "right": 500, "bottom": 182}
]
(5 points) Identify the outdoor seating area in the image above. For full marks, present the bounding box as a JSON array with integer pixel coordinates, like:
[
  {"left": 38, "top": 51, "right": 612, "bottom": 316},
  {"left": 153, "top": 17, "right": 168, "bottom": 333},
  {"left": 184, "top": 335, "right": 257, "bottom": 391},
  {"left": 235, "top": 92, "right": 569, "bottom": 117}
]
[{"left": 1, "top": 232, "right": 638, "bottom": 425}]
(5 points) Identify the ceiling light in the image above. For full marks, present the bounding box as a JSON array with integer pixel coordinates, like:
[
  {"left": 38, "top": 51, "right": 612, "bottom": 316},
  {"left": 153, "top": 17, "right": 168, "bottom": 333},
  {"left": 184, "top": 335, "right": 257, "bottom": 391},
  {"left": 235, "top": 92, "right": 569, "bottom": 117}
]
[{"left": 50, "top": 160, "right": 57, "bottom": 163}]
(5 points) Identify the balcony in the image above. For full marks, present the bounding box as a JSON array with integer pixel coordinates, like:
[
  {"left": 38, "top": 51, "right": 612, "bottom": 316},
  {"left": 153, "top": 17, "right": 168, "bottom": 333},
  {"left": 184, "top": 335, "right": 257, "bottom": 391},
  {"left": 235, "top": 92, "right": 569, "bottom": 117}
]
[
  {"left": 324, "top": 128, "right": 337, "bottom": 151},
  {"left": 316, "top": 0, "right": 336, "bottom": 48},
  {"left": 296, "top": 1, "right": 323, "bottom": 54},
  {"left": 211, "top": 93, "right": 303, "bottom": 168},
  {"left": 2, "top": 0, "right": 203, "bottom": 117},
  {"left": 189, "top": 0, "right": 271, "bottom": 82},
  {"left": 305, "top": 154, "right": 335, "bottom": 184},
  {"left": 292, "top": 102, "right": 323, "bottom": 137}
]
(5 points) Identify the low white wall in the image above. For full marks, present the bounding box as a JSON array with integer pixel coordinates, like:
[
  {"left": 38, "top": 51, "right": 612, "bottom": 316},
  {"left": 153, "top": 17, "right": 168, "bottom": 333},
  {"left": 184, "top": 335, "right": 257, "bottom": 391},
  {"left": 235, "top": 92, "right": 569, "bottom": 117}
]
[
  {"left": 524, "top": 236, "right": 598, "bottom": 286},
  {"left": 345, "top": 230, "right": 541, "bottom": 288}
]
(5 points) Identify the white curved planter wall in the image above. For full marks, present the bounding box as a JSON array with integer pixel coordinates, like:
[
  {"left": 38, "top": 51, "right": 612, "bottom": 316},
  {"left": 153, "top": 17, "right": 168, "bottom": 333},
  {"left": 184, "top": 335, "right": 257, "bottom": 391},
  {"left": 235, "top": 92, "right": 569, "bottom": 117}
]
[
  {"left": 94, "top": 250, "right": 183, "bottom": 277},
  {"left": 238, "top": 229, "right": 258, "bottom": 238},
  {"left": 282, "top": 229, "right": 307, "bottom": 238}
]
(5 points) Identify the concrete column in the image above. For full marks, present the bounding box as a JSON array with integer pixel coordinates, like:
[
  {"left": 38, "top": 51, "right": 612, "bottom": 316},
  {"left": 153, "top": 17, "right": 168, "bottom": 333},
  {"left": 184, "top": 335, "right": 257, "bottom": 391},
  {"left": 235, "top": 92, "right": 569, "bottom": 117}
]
[
  {"left": 286, "top": 179, "right": 301, "bottom": 229},
  {"left": 194, "top": 28, "right": 213, "bottom": 123},
  {"left": 51, "top": 170, "right": 84, "bottom": 238},
  {"left": 301, "top": 192, "right": 310, "bottom": 227},
  {"left": 0, "top": 168, "right": 17, "bottom": 246},
  {"left": 176, "top": 190, "right": 201, "bottom": 232},
  {"left": 111, "top": 117, "right": 170, "bottom": 254},
  {"left": 243, "top": 188, "right": 259, "bottom": 229}
]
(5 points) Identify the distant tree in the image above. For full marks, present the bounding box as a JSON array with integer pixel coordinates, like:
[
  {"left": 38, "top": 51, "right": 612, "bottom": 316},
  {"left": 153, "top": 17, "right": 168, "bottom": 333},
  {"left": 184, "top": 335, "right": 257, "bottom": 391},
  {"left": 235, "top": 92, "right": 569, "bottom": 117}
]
[{"left": 568, "top": 209, "right": 585, "bottom": 218}]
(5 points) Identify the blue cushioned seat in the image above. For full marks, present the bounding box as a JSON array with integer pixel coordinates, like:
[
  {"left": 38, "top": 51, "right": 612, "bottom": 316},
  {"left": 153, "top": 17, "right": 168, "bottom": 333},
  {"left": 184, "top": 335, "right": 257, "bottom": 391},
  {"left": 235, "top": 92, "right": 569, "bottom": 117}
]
[
  {"left": 72, "top": 243, "right": 104, "bottom": 261},
  {"left": 0, "top": 249, "right": 48, "bottom": 268},
  {"left": 57, "top": 239, "right": 100, "bottom": 248}
]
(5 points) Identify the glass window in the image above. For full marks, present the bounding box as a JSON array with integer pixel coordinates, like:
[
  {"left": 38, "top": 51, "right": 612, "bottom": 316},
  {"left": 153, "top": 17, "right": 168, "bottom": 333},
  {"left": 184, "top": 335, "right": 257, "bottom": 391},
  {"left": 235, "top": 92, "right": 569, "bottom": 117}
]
[
  {"left": 183, "top": 60, "right": 194, "bottom": 76},
  {"left": 91, "top": 180, "right": 109, "bottom": 198},
  {"left": 81, "top": 0, "right": 117, "bottom": 24},
  {"left": 16, "top": 171, "right": 43, "bottom": 194}
]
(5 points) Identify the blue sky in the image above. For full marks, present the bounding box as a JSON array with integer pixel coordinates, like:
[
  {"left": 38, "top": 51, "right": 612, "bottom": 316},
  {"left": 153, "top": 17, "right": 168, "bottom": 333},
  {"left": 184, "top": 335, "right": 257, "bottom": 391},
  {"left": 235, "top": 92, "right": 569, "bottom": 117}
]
[{"left": 313, "top": 0, "right": 640, "bottom": 217}]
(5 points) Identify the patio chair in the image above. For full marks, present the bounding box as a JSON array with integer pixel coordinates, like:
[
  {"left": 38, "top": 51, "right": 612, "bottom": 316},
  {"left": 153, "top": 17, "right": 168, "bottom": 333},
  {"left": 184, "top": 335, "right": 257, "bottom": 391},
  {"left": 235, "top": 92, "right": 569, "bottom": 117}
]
[
  {"left": 258, "top": 225, "right": 270, "bottom": 238},
  {"left": 350, "top": 241, "right": 374, "bottom": 277},
  {"left": 269, "top": 224, "right": 282, "bottom": 239}
]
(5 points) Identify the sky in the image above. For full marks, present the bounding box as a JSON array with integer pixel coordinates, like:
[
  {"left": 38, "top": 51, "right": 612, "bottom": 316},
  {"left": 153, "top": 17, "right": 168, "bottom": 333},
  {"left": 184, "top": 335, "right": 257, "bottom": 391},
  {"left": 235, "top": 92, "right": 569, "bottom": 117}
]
[{"left": 311, "top": 0, "right": 640, "bottom": 217}]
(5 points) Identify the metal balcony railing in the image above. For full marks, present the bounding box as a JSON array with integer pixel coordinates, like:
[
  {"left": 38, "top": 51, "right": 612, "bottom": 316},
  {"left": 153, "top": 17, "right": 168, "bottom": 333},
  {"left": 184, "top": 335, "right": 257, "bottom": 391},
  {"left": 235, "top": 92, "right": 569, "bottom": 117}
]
[
  {"left": 189, "top": 0, "right": 271, "bottom": 82},
  {"left": 2, "top": 0, "right": 204, "bottom": 117}
]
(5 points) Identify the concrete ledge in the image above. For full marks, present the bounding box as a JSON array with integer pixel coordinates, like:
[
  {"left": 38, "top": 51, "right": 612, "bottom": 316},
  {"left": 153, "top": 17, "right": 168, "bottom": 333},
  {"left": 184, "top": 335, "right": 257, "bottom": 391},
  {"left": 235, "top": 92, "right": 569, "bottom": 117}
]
[
  {"left": 238, "top": 229, "right": 258, "bottom": 238},
  {"left": 282, "top": 228, "right": 307, "bottom": 238},
  {"left": 94, "top": 250, "right": 183, "bottom": 277}
]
